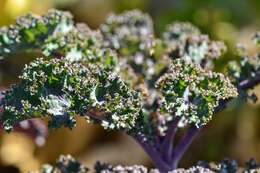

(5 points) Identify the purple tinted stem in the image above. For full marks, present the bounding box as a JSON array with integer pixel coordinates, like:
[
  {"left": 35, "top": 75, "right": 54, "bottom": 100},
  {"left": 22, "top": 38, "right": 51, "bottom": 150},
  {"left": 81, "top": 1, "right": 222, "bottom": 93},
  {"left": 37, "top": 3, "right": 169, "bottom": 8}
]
[
  {"left": 161, "top": 118, "right": 179, "bottom": 162},
  {"left": 239, "top": 75, "right": 260, "bottom": 90},
  {"left": 171, "top": 127, "right": 200, "bottom": 169},
  {"left": 134, "top": 135, "right": 171, "bottom": 172}
]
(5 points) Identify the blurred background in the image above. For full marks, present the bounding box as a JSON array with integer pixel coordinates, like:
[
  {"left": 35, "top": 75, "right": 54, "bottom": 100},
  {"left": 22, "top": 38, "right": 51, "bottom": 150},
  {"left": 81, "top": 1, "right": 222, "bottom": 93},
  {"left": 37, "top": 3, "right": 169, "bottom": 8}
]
[{"left": 0, "top": 0, "right": 260, "bottom": 172}]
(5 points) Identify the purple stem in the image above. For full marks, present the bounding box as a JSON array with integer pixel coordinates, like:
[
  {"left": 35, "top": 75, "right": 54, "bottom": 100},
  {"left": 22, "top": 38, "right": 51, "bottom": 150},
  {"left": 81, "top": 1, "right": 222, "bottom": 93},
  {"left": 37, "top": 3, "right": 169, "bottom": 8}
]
[
  {"left": 171, "top": 126, "right": 200, "bottom": 169},
  {"left": 161, "top": 118, "right": 179, "bottom": 163},
  {"left": 214, "top": 75, "right": 260, "bottom": 114},
  {"left": 238, "top": 75, "right": 260, "bottom": 90},
  {"left": 134, "top": 135, "right": 171, "bottom": 172}
]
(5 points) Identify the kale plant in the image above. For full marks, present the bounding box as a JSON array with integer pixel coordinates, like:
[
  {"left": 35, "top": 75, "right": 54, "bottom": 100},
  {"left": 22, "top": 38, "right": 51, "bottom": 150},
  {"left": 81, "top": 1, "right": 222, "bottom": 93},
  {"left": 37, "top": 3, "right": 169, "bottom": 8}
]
[{"left": 0, "top": 9, "right": 259, "bottom": 173}]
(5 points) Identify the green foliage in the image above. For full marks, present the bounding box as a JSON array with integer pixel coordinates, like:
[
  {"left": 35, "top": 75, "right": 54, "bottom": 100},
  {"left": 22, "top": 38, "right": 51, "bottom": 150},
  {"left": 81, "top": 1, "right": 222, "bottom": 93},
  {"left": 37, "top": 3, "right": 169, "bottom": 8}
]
[
  {"left": 1, "top": 57, "right": 141, "bottom": 131},
  {"left": 0, "top": 9, "right": 239, "bottom": 134},
  {"left": 30, "top": 155, "right": 88, "bottom": 173},
  {"left": 163, "top": 22, "right": 226, "bottom": 69},
  {"left": 101, "top": 10, "right": 168, "bottom": 86},
  {"left": 226, "top": 34, "right": 260, "bottom": 102},
  {"left": 197, "top": 159, "right": 260, "bottom": 173},
  {"left": 227, "top": 53, "right": 260, "bottom": 86},
  {"left": 95, "top": 162, "right": 214, "bottom": 173},
  {"left": 33, "top": 155, "right": 260, "bottom": 173},
  {"left": 39, "top": 155, "right": 260, "bottom": 173},
  {"left": 42, "top": 23, "right": 104, "bottom": 62},
  {"left": 32, "top": 155, "right": 213, "bottom": 173},
  {"left": 2, "top": 9, "right": 260, "bottom": 172},
  {"left": 0, "top": 9, "right": 73, "bottom": 58},
  {"left": 156, "top": 59, "right": 237, "bottom": 127},
  {"left": 0, "top": 9, "right": 142, "bottom": 132},
  {"left": 101, "top": 10, "right": 153, "bottom": 54},
  {"left": 95, "top": 162, "right": 149, "bottom": 173}
]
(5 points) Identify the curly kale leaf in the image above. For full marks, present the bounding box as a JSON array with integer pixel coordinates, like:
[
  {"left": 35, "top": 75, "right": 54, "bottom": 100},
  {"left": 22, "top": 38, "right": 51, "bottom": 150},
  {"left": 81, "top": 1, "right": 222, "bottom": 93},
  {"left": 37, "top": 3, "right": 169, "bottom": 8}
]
[
  {"left": 1, "top": 58, "right": 141, "bottom": 131},
  {"left": 42, "top": 23, "right": 106, "bottom": 61},
  {"left": 163, "top": 22, "right": 226, "bottom": 69},
  {"left": 101, "top": 10, "right": 154, "bottom": 53},
  {"left": 30, "top": 155, "right": 89, "bottom": 173},
  {"left": 225, "top": 33, "right": 260, "bottom": 102},
  {"left": 101, "top": 10, "right": 168, "bottom": 86},
  {"left": 32, "top": 155, "right": 215, "bottom": 173},
  {"left": 197, "top": 158, "right": 260, "bottom": 173},
  {"left": 0, "top": 9, "right": 73, "bottom": 58},
  {"left": 156, "top": 59, "right": 237, "bottom": 127}
]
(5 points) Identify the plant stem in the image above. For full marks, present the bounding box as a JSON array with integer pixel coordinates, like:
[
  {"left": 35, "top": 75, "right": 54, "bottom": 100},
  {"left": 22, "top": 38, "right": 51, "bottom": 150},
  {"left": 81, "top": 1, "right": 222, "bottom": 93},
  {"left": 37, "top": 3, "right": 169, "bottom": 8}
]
[
  {"left": 171, "top": 126, "right": 200, "bottom": 169},
  {"left": 238, "top": 75, "right": 260, "bottom": 89},
  {"left": 161, "top": 118, "right": 179, "bottom": 162},
  {"left": 134, "top": 135, "right": 171, "bottom": 172}
]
